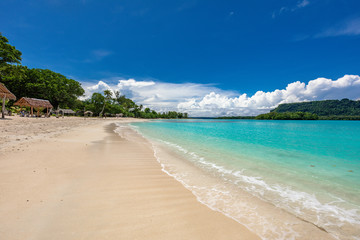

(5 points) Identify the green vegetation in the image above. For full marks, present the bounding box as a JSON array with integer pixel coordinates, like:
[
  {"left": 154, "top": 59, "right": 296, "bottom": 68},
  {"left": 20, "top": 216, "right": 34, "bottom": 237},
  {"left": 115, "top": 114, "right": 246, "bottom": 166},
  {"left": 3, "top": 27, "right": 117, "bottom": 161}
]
[
  {"left": 272, "top": 99, "right": 360, "bottom": 116},
  {"left": 222, "top": 99, "right": 360, "bottom": 120},
  {"left": 255, "top": 111, "right": 319, "bottom": 120},
  {"left": 0, "top": 33, "right": 187, "bottom": 119},
  {"left": 80, "top": 90, "right": 187, "bottom": 118},
  {"left": 217, "top": 116, "right": 255, "bottom": 119},
  {"left": 0, "top": 33, "right": 22, "bottom": 73},
  {"left": 318, "top": 115, "right": 360, "bottom": 120},
  {"left": 1, "top": 66, "right": 84, "bottom": 109},
  {"left": 1, "top": 33, "right": 84, "bottom": 109}
]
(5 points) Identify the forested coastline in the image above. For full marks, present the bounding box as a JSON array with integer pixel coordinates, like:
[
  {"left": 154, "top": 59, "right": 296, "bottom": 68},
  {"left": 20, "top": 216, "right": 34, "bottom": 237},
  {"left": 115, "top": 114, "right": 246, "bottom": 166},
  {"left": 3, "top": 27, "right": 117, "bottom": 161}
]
[
  {"left": 217, "top": 99, "right": 360, "bottom": 120},
  {"left": 272, "top": 99, "right": 360, "bottom": 116}
]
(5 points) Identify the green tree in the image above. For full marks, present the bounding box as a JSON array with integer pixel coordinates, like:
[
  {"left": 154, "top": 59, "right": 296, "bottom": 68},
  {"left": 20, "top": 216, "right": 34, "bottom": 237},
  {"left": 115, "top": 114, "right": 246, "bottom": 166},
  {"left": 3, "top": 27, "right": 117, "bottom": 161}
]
[
  {"left": 99, "top": 90, "right": 112, "bottom": 117},
  {"left": 255, "top": 111, "right": 318, "bottom": 120},
  {"left": 272, "top": 99, "right": 360, "bottom": 116},
  {"left": 81, "top": 91, "right": 187, "bottom": 119},
  {"left": 1, "top": 67, "right": 84, "bottom": 108},
  {"left": 0, "top": 33, "right": 22, "bottom": 80},
  {"left": 88, "top": 93, "right": 105, "bottom": 116}
]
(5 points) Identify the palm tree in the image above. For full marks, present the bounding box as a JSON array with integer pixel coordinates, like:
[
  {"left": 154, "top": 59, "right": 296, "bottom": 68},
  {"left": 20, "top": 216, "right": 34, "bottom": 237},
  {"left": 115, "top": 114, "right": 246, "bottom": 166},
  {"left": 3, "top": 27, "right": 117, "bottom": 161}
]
[{"left": 99, "top": 90, "right": 112, "bottom": 117}]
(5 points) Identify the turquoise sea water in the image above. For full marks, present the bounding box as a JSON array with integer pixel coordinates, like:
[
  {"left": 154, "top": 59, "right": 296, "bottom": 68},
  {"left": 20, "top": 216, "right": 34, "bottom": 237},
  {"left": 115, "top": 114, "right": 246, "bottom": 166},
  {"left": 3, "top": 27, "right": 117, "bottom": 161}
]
[{"left": 129, "top": 120, "right": 360, "bottom": 239}]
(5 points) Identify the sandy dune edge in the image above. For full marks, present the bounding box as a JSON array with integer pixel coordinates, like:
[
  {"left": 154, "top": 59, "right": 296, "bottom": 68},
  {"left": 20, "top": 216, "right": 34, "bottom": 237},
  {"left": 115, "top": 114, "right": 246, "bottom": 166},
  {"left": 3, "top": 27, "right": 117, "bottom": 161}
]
[{"left": 0, "top": 119, "right": 259, "bottom": 240}]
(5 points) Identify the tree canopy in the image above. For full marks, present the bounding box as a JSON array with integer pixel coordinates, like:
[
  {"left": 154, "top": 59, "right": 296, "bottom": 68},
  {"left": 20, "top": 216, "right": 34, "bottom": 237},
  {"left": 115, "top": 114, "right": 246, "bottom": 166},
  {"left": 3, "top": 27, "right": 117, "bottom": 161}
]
[
  {"left": 272, "top": 99, "right": 360, "bottom": 116},
  {"left": 1, "top": 65, "right": 84, "bottom": 109},
  {"left": 0, "top": 33, "right": 22, "bottom": 80},
  {"left": 255, "top": 111, "right": 319, "bottom": 120},
  {"left": 1, "top": 33, "right": 84, "bottom": 109},
  {"left": 0, "top": 33, "right": 22, "bottom": 66}
]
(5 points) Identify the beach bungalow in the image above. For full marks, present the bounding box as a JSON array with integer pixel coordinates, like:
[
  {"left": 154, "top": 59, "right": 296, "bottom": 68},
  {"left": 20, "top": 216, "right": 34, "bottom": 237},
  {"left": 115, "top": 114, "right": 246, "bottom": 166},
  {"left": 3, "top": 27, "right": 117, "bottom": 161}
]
[
  {"left": 60, "top": 109, "right": 75, "bottom": 114},
  {"left": 0, "top": 83, "right": 16, "bottom": 119},
  {"left": 84, "top": 111, "right": 93, "bottom": 117},
  {"left": 57, "top": 109, "right": 76, "bottom": 117},
  {"left": 14, "top": 97, "right": 53, "bottom": 117}
]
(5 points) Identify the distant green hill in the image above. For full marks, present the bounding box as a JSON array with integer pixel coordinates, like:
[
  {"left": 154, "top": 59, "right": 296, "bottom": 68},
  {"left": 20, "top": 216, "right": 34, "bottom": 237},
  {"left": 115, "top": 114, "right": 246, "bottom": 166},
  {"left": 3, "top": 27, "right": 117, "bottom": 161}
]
[
  {"left": 255, "top": 112, "right": 319, "bottom": 120},
  {"left": 271, "top": 99, "right": 360, "bottom": 116}
]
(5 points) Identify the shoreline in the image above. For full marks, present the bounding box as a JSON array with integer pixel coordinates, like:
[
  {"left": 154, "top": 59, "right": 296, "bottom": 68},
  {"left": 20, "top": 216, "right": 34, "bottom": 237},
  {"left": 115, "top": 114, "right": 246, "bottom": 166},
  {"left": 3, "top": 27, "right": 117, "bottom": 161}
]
[
  {"left": 0, "top": 117, "right": 259, "bottom": 239},
  {"left": 128, "top": 122, "right": 340, "bottom": 240}
]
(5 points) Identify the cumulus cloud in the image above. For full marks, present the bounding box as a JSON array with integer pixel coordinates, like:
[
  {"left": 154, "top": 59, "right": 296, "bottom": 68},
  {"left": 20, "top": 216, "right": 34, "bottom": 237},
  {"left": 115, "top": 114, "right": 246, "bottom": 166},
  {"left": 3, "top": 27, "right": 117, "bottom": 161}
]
[
  {"left": 87, "top": 80, "right": 112, "bottom": 92},
  {"left": 81, "top": 75, "right": 360, "bottom": 117},
  {"left": 178, "top": 75, "right": 360, "bottom": 116},
  {"left": 81, "top": 78, "right": 234, "bottom": 112}
]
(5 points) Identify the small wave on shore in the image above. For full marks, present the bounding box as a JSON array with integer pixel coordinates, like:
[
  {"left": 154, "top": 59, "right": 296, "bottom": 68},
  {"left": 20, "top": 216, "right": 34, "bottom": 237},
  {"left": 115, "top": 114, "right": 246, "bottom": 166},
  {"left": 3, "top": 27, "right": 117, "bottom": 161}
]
[{"left": 116, "top": 121, "right": 360, "bottom": 240}]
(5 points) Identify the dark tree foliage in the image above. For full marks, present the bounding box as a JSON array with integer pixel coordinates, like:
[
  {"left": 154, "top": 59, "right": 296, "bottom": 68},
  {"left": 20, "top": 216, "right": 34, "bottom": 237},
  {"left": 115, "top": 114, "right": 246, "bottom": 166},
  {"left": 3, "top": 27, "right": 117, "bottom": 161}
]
[
  {"left": 272, "top": 99, "right": 360, "bottom": 116},
  {"left": 0, "top": 33, "right": 22, "bottom": 76},
  {"left": 87, "top": 92, "right": 105, "bottom": 115},
  {"left": 1, "top": 66, "right": 84, "bottom": 109},
  {"left": 255, "top": 112, "right": 319, "bottom": 120},
  {"left": 318, "top": 115, "right": 360, "bottom": 120},
  {"left": 217, "top": 116, "right": 256, "bottom": 119},
  {"left": 221, "top": 100, "right": 360, "bottom": 120}
]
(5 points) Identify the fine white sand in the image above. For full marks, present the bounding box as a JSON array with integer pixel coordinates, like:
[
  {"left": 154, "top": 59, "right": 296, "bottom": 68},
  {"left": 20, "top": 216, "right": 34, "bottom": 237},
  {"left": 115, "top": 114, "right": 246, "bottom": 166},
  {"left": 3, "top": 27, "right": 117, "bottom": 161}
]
[{"left": 0, "top": 116, "right": 259, "bottom": 240}]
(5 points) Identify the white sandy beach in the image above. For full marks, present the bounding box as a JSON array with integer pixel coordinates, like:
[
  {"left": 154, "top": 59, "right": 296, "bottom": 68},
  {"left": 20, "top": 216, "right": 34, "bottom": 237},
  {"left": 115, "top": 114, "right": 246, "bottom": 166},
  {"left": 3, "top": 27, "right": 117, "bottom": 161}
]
[{"left": 0, "top": 116, "right": 259, "bottom": 240}]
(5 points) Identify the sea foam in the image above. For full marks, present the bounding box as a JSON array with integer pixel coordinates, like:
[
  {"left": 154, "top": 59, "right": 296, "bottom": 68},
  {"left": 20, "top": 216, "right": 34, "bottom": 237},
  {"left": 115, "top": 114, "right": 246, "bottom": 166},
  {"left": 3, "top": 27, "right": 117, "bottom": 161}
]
[{"left": 118, "top": 121, "right": 360, "bottom": 240}]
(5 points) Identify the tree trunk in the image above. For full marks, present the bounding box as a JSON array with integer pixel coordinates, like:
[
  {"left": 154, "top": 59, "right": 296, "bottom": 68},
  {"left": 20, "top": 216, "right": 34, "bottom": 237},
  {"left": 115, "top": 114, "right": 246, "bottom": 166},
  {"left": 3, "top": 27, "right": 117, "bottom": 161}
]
[
  {"left": 1, "top": 96, "right": 5, "bottom": 119},
  {"left": 99, "top": 102, "right": 105, "bottom": 117}
]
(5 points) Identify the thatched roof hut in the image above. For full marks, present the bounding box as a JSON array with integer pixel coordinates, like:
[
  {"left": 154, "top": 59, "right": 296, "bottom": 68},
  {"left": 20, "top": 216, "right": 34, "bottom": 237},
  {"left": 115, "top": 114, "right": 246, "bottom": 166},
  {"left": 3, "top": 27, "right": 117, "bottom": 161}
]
[
  {"left": 14, "top": 97, "right": 53, "bottom": 117},
  {"left": 1, "top": 83, "right": 16, "bottom": 119},
  {"left": 84, "top": 111, "right": 93, "bottom": 117},
  {"left": 56, "top": 108, "right": 76, "bottom": 117},
  {"left": 14, "top": 97, "right": 53, "bottom": 108},
  {"left": 0, "top": 83, "right": 16, "bottom": 100},
  {"left": 58, "top": 109, "right": 75, "bottom": 114}
]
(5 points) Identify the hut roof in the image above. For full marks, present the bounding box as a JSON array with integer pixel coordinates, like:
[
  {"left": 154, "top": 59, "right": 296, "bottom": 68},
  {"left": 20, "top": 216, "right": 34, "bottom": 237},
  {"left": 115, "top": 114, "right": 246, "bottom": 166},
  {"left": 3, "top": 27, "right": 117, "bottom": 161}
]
[
  {"left": 58, "top": 109, "right": 75, "bottom": 114},
  {"left": 14, "top": 97, "right": 53, "bottom": 108},
  {"left": 0, "top": 83, "right": 16, "bottom": 100}
]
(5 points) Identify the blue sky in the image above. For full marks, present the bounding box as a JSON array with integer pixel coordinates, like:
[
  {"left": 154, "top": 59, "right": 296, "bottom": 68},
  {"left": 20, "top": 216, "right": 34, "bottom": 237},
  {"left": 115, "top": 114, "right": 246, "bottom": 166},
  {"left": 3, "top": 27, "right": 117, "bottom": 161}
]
[{"left": 1, "top": 0, "right": 360, "bottom": 116}]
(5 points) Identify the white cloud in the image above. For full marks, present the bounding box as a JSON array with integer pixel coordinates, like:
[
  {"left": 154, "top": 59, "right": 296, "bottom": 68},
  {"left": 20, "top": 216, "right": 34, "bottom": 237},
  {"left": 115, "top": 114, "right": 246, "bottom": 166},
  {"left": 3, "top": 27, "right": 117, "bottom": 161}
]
[
  {"left": 84, "top": 80, "right": 115, "bottom": 97},
  {"left": 316, "top": 18, "right": 360, "bottom": 38},
  {"left": 87, "top": 80, "right": 112, "bottom": 91},
  {"left": 81, "top": 78, "right": 233, "bottom": 112},
  {"left": 297, "top": 0, "right": 309, "bottom": 8},
  {"left": 178, "top": 75, "right": 360, "bottom": 117},
  {"left": 81, "top": 75, "right": 360, "bottom": 117},
  {"left": 273, "top": 0, "right": 310, "bottom": 18},
  {"left": 117, "top": 79, "right": 155, "bottom": 89}
]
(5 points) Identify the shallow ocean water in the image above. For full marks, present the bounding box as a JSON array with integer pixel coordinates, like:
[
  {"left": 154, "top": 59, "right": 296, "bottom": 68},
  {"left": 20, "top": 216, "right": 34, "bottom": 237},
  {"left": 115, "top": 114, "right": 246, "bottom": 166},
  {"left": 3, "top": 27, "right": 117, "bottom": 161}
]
[{"left": 128, "top": 119, "right": 360, "bottom": 239}]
